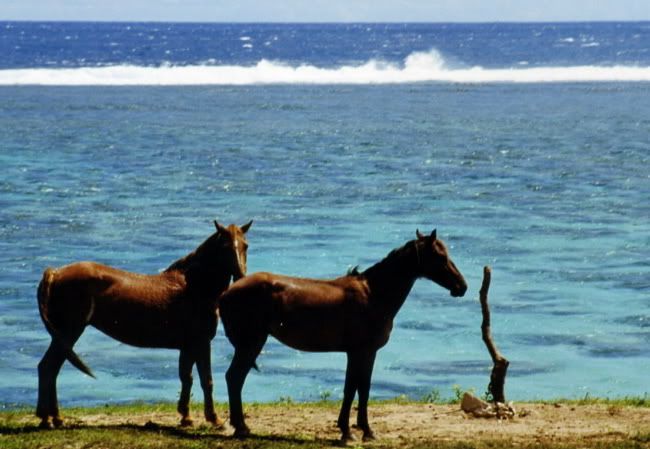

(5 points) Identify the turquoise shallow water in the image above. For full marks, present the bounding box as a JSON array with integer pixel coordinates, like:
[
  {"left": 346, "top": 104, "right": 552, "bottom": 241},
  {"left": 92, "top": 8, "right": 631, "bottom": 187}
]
[{"left": 1, "top": 83, "right": 649, "bottom": 408}]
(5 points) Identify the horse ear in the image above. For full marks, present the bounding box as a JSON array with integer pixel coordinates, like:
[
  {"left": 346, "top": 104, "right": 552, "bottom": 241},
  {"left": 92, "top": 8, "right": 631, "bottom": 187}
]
[
  {"left": 214, "top": 220, "right": 227, "bottom": 234},
  {"left": 416, "top": 229, "right": 426, "bottom": 240},
  {"left": 241, "top": 220, "right": 253, "bottom": 233},
  {"left": 430, "top": 229, "right": 437, "bottom": 240}
]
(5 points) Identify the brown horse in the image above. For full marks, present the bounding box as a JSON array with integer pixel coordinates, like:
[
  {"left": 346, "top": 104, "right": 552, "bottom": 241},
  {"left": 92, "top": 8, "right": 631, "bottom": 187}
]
[
  {"left": 218, "top": 228, "right": 467, "bottom": 441},
  {"left": 35, "top": 220, "right": 252, "bottom": 430}
]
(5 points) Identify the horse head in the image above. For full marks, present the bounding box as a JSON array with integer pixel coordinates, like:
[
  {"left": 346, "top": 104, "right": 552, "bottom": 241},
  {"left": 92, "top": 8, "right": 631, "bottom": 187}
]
[
  {"left": 213, "top": 220, "right": 252, "bottom": 282},
  {"left": 415, "top": 229, "right": 467, "bottom": 297}
]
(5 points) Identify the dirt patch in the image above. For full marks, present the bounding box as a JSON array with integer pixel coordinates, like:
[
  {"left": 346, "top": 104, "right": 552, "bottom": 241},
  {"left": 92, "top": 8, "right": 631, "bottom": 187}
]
[
  {"left": 251, "top": 402, "right": 649, "bottom": 445},
  {"left": 30, "top": 402, "right": 650, "bottom": 446}
]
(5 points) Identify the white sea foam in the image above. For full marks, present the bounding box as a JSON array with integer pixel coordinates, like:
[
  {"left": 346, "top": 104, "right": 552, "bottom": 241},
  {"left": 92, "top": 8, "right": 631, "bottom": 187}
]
[{"left": 1, "top": 49, "right": 649, "bottom": 86}]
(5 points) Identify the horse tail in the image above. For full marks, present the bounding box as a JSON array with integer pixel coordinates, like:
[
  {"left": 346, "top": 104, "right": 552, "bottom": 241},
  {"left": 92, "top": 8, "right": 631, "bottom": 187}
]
[{"left": 37, "top": 268, "right": 96, "bottom": 378}]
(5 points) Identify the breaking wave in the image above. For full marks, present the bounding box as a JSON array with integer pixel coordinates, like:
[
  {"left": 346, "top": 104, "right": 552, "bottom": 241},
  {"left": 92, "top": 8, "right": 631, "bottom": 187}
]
[{"left": 2, "top": 49, "right": 650, "bottom": 85}]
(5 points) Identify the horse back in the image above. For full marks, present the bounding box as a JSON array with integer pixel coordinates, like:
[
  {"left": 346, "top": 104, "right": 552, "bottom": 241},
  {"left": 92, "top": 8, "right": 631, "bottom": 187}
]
[
  {"left": 219, "top": 272, "right": 388, "bottom": 352},
  {"left": 220, "top": 272, "right": 367, "bottom": 311},
  {"left": 51, "top": 261, "right": 184, "bottom": 299},
  {"left": 45, "top": 261, "right": 192, "bottom": 348}
]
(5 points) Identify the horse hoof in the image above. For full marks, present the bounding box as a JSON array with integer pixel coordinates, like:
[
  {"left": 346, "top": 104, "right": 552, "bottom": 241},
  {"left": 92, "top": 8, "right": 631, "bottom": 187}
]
[
  {"left": 339, "top": 432, "right": 356, "bottom": 444},
  {"left": 179, "top": 417, "right": 194, "bottom": 427},
  {"left": 233, "top": 426, "right": 251, "bottom": 439},
  {"left": 52, "top": 417, "right": 64, "bottom": 428},
  {"left": 38, "top": 419, "right": 53, "bottom": 430},
  {"left": 363, "top": 431, "right": 376, "bottom": 441},
  {"left": 208, "top": 416, "right": 226, "bottom": 429}
]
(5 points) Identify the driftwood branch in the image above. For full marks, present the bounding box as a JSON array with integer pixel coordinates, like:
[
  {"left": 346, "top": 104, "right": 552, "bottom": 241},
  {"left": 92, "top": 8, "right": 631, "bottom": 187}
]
[{"left": 479, "top": 266, "right": 509, "bottom": 404}]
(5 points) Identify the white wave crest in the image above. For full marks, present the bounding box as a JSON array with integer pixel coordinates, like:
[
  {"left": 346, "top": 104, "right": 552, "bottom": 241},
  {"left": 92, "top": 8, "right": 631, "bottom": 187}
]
[{"left": 1, "top": 49, "right": 650, "bottom": 85}]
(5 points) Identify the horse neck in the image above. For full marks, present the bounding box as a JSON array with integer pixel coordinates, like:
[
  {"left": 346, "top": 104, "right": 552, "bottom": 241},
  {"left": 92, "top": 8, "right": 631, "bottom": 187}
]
[
  {"left": 165, "top": 245, "right": 231, "bottom": 297},
  {"left": 362, "top": 241, "right": 419, "bottom": 317}
]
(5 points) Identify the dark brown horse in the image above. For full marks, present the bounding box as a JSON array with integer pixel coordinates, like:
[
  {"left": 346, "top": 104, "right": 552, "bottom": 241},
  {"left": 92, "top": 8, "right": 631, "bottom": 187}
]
[
  {"left": 36, "top": 220, "right": 252, "bottom": 429},
  {"left": 218, "top": 229, "right": 467, "bottom": 441}
]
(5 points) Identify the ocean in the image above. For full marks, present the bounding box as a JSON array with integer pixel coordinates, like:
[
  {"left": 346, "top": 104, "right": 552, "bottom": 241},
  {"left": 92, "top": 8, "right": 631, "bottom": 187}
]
[{"left": 0, "top": 22, "right": 648, "bottom": 409}]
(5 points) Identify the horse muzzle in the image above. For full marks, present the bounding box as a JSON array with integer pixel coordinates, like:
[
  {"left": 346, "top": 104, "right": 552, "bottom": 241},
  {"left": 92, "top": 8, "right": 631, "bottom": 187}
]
[{"left": 450, "top": 283, "right": 468, "bottom": 298}]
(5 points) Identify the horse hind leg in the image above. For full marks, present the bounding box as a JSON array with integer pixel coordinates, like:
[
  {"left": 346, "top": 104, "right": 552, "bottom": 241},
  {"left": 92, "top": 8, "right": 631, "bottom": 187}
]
[
  {"left": 37, "top": 342, "right": 66, "bottom": 429},
  {"left": 36, "top": 327, "right": 85, "bottom": 429},
  {"left": 225, "top": 334, "right": 267, "bottom": 438}
]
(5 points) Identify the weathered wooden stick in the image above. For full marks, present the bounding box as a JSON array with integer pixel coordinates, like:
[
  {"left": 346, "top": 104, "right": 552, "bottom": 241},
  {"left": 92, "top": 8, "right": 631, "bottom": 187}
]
[{"left": 479, "top": 266, "right": 509, "bottom": 404}]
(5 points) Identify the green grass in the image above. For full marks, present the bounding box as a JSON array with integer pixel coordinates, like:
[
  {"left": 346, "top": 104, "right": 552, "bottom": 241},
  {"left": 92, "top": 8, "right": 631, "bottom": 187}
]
[{"left": 537, "top": 393, "right": 650, "bottom": 408}]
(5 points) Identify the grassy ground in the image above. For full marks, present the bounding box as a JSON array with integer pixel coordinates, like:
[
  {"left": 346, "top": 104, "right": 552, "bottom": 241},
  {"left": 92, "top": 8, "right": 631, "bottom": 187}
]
[{"left": 1, "top": 398, "right": 648, "bottom": 449}]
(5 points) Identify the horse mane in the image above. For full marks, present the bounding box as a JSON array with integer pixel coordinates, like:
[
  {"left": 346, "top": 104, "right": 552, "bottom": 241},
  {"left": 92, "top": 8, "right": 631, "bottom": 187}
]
[
  {"left": 361, "top": 240, "right": 418, "bottom": 279},
  {"left": 357, "top": 239, "right": 422, "bottom": 315},
  {"left": 165, "top": 251, "right": 196, "bottom": 273},
  {"left": 164, "top": 233, "right": 218, "bottom": 273}
]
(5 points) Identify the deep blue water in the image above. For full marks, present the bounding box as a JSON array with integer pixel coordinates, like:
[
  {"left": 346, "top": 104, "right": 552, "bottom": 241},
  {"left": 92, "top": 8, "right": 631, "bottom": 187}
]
[
  {"left": 0, "top": 22, "right": 649, "bottom": 410},
  {"left": 2, "top": 21, "right": 650, "bottom": 69}
]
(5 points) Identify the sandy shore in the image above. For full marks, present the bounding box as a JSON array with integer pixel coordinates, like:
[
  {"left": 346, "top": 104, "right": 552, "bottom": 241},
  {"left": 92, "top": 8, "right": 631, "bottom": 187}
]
[{"left": 35, "top": 401, "right": 649, "bottom": 446}]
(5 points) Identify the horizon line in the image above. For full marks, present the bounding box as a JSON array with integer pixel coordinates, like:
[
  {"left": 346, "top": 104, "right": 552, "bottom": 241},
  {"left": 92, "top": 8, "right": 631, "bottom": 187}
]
[{"left": 2, "top": 19, "right": 650, "bottom": 25}]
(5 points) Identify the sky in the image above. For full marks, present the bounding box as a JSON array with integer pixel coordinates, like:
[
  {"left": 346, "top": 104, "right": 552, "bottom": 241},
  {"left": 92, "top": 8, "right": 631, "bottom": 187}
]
[{"left": 1, "top": 0, "right": 649, "bottom": 23}]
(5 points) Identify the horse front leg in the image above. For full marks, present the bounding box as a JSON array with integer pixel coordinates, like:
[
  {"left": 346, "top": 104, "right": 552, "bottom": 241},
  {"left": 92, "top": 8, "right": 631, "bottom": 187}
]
[
  {"left": 337, "top": 352, "right": 359, "bottom": 442},
  {"left": 195, "top": 342, "right": 224, "bottom": 428},
  {"left": 355, "top": 351, "right": 377, "bottom": 441},
  {"left": 177, "top": 349, "right": 195, "bottom": 427}
]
